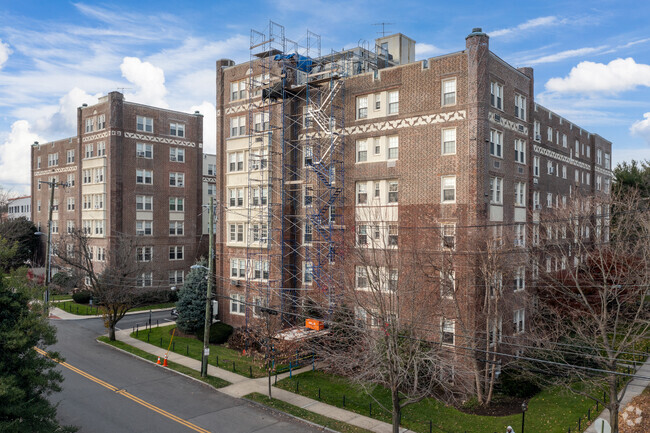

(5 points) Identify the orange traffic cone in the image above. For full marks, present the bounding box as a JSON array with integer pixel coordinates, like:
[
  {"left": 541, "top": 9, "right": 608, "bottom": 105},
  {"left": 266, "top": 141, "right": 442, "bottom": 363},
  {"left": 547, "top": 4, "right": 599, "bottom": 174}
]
[
  {"left": 163, "top": 354, "right": 168, "bottom": 367},
  {"left": 156, "top": 356, "right": 161, "bottom": 365}
]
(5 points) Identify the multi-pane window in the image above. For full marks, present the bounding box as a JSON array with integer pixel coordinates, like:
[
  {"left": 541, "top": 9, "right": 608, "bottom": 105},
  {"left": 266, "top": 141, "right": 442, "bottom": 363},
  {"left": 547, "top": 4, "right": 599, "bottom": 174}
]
[
  {"left": 441, "top": 176, "right": 456, "bottom": 203},
  {"left": 93, "top": 194, "right": 104, "bottom": 209},
  {"left": 596, "top": 175, "right": 602, "bottom": 191},
  {"left": 587, "top": 145, "right": 591, "bottom": 157},
  {"left": 547, "top": 160, "right": 554, "bottom": 175},
  {"left": 254, "top": 112, "right": 269, "bottom": 132},
  {"left": 442, "top": 224, "right": 456, "bottom": 250},
  {"left": 170, "top": 123, "right": 185, "bottom": 137},
  {"left": 230, "top": 80, "right": 247, "bottom": 101},
  {"left": 136, "top": 143, "right": 153, "bottom": 158},
  {"left": 356, "top": 96, "right": 368, "bottom": 119},
  {"left": 66, "top": 220, "right": 75, "bottom": 234},
  {"left": 388, "top": 181, "right": 398, "bottom": 203},
  {"left": 490, "top": 177, "right": 503, "bottom": 204},
  {"left": 67, "top": 149, "right": 75, "bottom": 163},
  {"left": 136, "top": 169, "right": 153, "bottom": 185},
  {"left": 137, "top": 116, "right": 153, "bottom": 133},
  {"left": 97, "top": 114, "right": 106, "bottom": 130},
  {"left": 515, "top": 224, "right": 525, "bottom": 247},
  {"left": 94, "top": 167, "right": 104, "bottom": 183},
  {"left": 514, "top": 94, "right": 526, "bottom": 120},
  {"left": 228, "top": 152, "right": 244, "bottom": 172},
  {"left": 357, "top": 182, "right": 367, "bottom": 204},
  {"left": 388, "top": 136, "right": 398, "bottom": 160},
  {"left": 37, "top": 156, "right": 41, "bottom": 169},
  {"left": 82, "top": 195, "right": 92, "bottom": 209},
  {"left": 169, "top": 172, "right": 184, "bottom": 187},
  {"left": 136, "top": 195, "right": 153, "bottom": 211},
  {"left": 230, "top": 259, "right": 246, "bottom": 279},
  {"left": 303, "top": 261, "right": 313, "bottom": 284},
  {"left": 304, "top": 185, "right": 313, "bottom": 207},
  {"left": 490, "top": 129, "right": 503, "bottom": 157},
  {"left": 490, "top": 82, "right": 503, "bottom": 110},
  {"left": 514, "top": 266, "right": 525, "bottom": 291},
  {"left": 441, "top": 270, "right": 455, "bottom": 299},
  {"left": 388, "top": 91, "right": 399, "bottom": 114},
  {"left": 357, "top": 224, "right": 368, "bottom": 246},
  {"left": 136, "top": 220, "right": 153, "bottom": 236},
  {"left": 356, "top": 140, "right": 367, "bottom": 162},
  {"left": 169, "top": 246, "right": 184, "bottom": 260},
  {"left": 374, "top": 182, "right": 380, "bottom": 199},
  {"left": 356, "top": 266, "right": 368, "bottom": 289},
  {"left": 597, "top": 149, "right": 602, "bottom": 165},
  {"left": 514, "top": 309, "right": 525, "bottom": 334},
  {"left": 229, "top": 223, "right": 244, "bottom": 243},
  {"left": 48, "top": 153, "right": 59, "bottom": 167},
  {"left": 303, "top": 145, "right": 313, "bottom": 166},
  {"left": 562, "top": 134, "right": 567, "bottom": 148},
  {"left": 82, "top": 220, "right": 92, "bottom": 234},
  {"left": 207, "top": 163, "right": 217, "bottom": 175},
  {"left": 388, "top": 225, "right": 398, "bottom": 246},
  {"left": 442, "top": 78, "right": 457, "bottom": 106},
  {"left": 534, "top": 121, "right": 541, "bottom": 141},
  {"left": 169, "top": 148, "right": 185, "bottom": 162},
  {"left": 136, "top": 273, "right": 153, "bottom": 287},
  {"left": 207, "top": 184, "right": 216, "bottom": 195},
  {"left": 514, "top": 139, "right": 526, "bottom": 164},
  {"left": 169, "top": 197, "right": 184, "bottom": 212},
  {"left": 51, "top": 221, "right": 59, "bottom": 234},
  {"left": 514, "top": 182, "right": 526, "bottom": 207},
  {"left": 230, "top": 293, "right": 246, "bottom": 315},
  {"left": 85, "top": 118, "right": 94, "bottom": 133},
  {"left": 230, "top": 116, "right": 246, "bottom": 137},
  {"left": 94, "top": 220, "right": 104, "bottom": 235},
  {"left": 169, "top": 270, "right": 184, "bottom": 285},
  {"left": 250, "top": 148, "right": 268, "bottom": 170},
  {"left": 604, "top": 153, "right": 611, "bottom": 170},
  {"left": 169, "top": 222, "right": 184, "bottom": 236},
  {"left": 533, "top": 191, "right": 540, "bottom": 209},
  {"left": 96, "top": 247, "right": 106, "bottom": 262},
  {"left": 533, "top": 156, "right": 540, "bottom": 177},
  {"left": 137, "top": 246, "right": 153, "bottom": 262},
  {"left": 304, "top": 223, "right": 313, "bottom": 244},
  {"left": 97, "top": 141, "right": 106, "bottom": 156},
  {"left": 562, "top": 165, "right": 567, "bottom": 179},
  {"left": 442, "top": 128, "right": 456, "bottom": 155},
  {"left": 67, "top": 173, "right": 75, "bottom": 187},
  {"left": 441, "top": 319, "right": 455, "bottom": 344},
  {"left": 67, "top": 197, "right": 75, "bottom": 211},
  {"left": 251, "top": 223, "right": 268, "bottom": 242},
  {"left": 547, "top": 127, "right": 553, "bottom": 142}
]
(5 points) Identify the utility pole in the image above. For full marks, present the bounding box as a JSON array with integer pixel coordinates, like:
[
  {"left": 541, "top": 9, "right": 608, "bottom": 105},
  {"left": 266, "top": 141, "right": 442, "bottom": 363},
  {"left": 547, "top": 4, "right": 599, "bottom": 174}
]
[
  {"left": 201, "top": 196, "right": 215, "bottom": 377},
  {"left": 40, "top": 179, "right": 67, "bottom": 317}
]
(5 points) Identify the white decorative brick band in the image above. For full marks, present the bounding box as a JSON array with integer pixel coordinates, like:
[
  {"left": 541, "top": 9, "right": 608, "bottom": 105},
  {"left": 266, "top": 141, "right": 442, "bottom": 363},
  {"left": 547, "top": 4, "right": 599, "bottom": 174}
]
[
  {"left": 203, "top": 176, "right": 216, "bottom": 183},
  {"left": 488, "top": 112, "right": 528, "bottom": 135},
  {"left": 533, "top": 144, "right": 591, "bottom": 171},
  {"left": 124, "top": 132, "right": 202, "bottom": 148},
  {"left": 225, "top": 101, "right": 264, "bottom": 115},
  {"left": 82, "top": 130, "right": 121, "bottom": 143},
  {"left": 34, "top": 166, "right": 77, "bottom": 176},
  {"left": 595, "top": 166, "right": 612, "bottom": 177}
]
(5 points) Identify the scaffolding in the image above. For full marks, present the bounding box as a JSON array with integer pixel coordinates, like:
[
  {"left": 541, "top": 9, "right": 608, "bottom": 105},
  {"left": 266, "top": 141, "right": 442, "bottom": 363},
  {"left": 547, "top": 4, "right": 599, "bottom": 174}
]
[{"left": 245, "top": 21, "right": 379, "bottom": 328}]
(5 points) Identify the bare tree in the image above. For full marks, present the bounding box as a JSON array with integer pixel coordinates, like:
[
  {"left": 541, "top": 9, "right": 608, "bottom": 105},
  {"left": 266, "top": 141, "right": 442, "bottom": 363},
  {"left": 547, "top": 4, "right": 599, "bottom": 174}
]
[
  {"left": 526, "top": 190, "right": 650, "bottom": 433},
  {"left": 56, "top": 230, "right": 154, "bottom": 340}
]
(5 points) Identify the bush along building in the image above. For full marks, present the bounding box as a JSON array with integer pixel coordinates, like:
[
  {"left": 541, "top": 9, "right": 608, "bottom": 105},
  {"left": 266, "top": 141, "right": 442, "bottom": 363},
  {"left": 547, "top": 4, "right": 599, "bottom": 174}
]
[
  {"left": 31, "top": 91, "right": 205, "bottom": 292},
  {"left": 214, "top": 23, "right": 612, "bottom": 387}
]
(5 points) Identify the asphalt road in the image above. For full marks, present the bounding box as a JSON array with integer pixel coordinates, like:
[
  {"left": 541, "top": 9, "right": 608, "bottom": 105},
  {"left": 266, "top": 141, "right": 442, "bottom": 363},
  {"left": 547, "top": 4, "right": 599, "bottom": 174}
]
[{"left": 49, "top": 312, "right": 321, "bottom": 433}]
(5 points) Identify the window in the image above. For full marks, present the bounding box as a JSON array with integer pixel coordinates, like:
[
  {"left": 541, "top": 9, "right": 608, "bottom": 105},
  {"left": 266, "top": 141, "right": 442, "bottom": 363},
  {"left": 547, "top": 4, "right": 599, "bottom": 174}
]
[
  {"left": 374, "top": 138, "right": 381, "bottom": 155},
  {"left": 67, "top": 149, "right": 75, "bottom": 164},
  {"left": 490, "top": 82, "right": 503, "bottom": 110},
  {"left": 137, "top": 246, "right": 153, "bottom": 262},
  {"left": 604, "top": 153, "right": 611, "bottom": 170},
  {"left": 547, "top": 160, "right": 554, "bottom": 175},
  {"left": 136, "top": 143, "right": 153, "bottom": 159},
  {"left": 514, "top": 182, "right": 526, "bottom": 207},
  {"left": 95, "top": 141, "right": 105, "bottom": 157},
  {"left": 230, "top": 80, "right": 246, "bottom": 101},
  {"left": 562, "top": 165, "right": 567, "bottom": 179},
  {"left": 230, "top": 293, "right": 246, "bottom": 315},
  {"left": 136, "top": 220, "right": 153, "bottom": 236},
  {"left": 547, "top": 127, "right": 553, "bottom": 142},
  {"left": 207, "top": 163, "right": 217, "bottom": 176},
  {"left": 169, "top": 172, "right": 184, "bottom": 187},
  {"left": 169, "top": 246, "right": 184, "bottom": 260},
  {"left": 94, "top": 220, "right": 104, "bottom": 235},
  {"left": 441, "top": 270, "right": 455, "bottom": 299},
  {"left": 533, "top": 156, "right": 540, "bottom": 177},
  {"left": 374, "top": 93, "right": 381, "bottom": 110},
  {"left": 51, "top": 221, "right": 59, "bottom": 234},
  {"left": 228, "top": 152, "right": 244, "bottom": 172},
  {"left": 357, "top": 182, "right": 367, "bottom": 204},
  {"left": 514, "top": 139, "right": 526, "bottom": 164},
  {"left": 357, "top": 225, "right": 368, "bottom": 246},
  {"left": 67, "top": 173, "right": 75, "bottom": 186},
  {"left": 586, "top": 173, "right": 591, "bottom": 185},
  {"left": 169, "top": 148, "right": 185, "bottom": 162},
  {"left": 534, "top": 121, "right": 541, "bottom": 141},
  {"left": 136, "top": 195, "right": 153, "bottom": 211},
  {"left": 442, "top": 224, "right": 456, "bottom": 249},
  {"left": 137, "top": 116, "right": 153, "bottom": 133},
  {"left": 251, "top": 223, "right": 268, "bottom": 242},
  {"left": 586, "top": 145, "right": 591, "bottom": 157},
  {"left": 442, "top": 128, "right": 456, "bottom": 155},
  {"left": 490, "top": 177, "right": 503, "bottom": 204},
  {"left": 37, "top": 156, "right": 41, "bottom": 169},
  {"left": 97, "top": 114, "right": 106, "bottom": 130},
  {"left": 136, "top": 169, "right": 153, "bottom": 185},
  {"left": 94, "top": 167, "right": 104, "bottom": 183},
  {"left": 169, "top": 221, "right": 184, "bottom": 236},
  {"left": 169, "top": 197, "right": 184, "bottom": 211},
  {"left": 207, "top": 184, "right": 216, "bottom": 195},
  {"left": 562, "top": 134, "right": 567, "bottom": 148},
  {"left": 170, "top": 123, "right": 185, "bottom": 137},
  {"left": 93, "top": 194, "right": 104, "bottom": 209},
  {"left": 374, "top": 182, "right": 380, "bottom": 199},
  {"left": 228, "top": 223, "right": 244, "bottom": 243},
  {"left": 169, "top": 270, "right": 184, "bottom": 285},
  {"left": 230, "top": 259, "right": 246, "bottom": 279},
  {"left": 96, "top": 247, "right": 106, "bottom": 262},
  {"left": 82, "top": 220, "right": 92, "bottom": 235},
  {"left": 85, "top": 118, "right": 94, "bottom": 133},
  {"left": 490, "top": 272, "right": 503, "bottom": 298},
  {"left": 490, "top": 129, "right": 502, "bottom": 157},
  {"left": 48, "top": 153, "right": 59, "bottom": 167},
  {"left": 356, "top": 96, "right": 368, "bottom": 119},
  {"left": 356, "top": 140, "right": 367, "bottom": 162},
  {"left": 303, "top": 185, "right": 313, "bottom": 207},
  {"left": 388, "top": 136, "right": 398, "bottom": 160},
  {"left": 514, "top": 266, "right": 525, "bottom": 291},
  {"left": 251, "top": 187, "right": 268, "bottom": 206},
  {"left": 442, "top": 78, "right": 456, "bottom": 106},
  {"left": 514, "top": 94, "right": 526, "bottom": 120},
  {"left": 303, "top": 145, "right": 313, "bottom": 166},
  {"left": 304, "top": 223, "right": 313, "bottom": 244},
  {"left": 136, "top": 272, "right": 153, "bottom": 287},
  {"left": 514, "top": 309, "right": 525, "bottom": 334},
  {"left": 388, "top": 91, "right": 399, "bottom": 114},
  {"left": 597, "top": 149, "right": 602, "bottom": 165},
  {"left": 253, "top": 112, "right": 270, "bottom": 132},
  {"left": 66, "top": 220, "right": 75, "bottom": 234},
  {"left": 596, "top": 175, "right": 602, "bottom": 191},
  {"left": 67, "top": 197, "right": 75, "bottom": 211},
  {"left": 388, "top": 225, "right": 398, "bottom": 246},
  {"left": 388, "top": 181, "right": 398, "bottom": 203},
  {"left": 442, "top": 319, "right": 455, "bottom": 345},
  {"left": 515, "top": 224, "right": 525, "bottom": 247},
  {"left": 387, "top": 269, "right": 399, "bottom": 292},
  {"left": 230, "top": 116, "right": 246, "bottom": 137},
  {"left": 533, "top": 191, "right": 540, "bottom": 209},
  {"left": 441, "top": 176, "right": 456, "bottom": 203},
  {"left": 252, "top": 260, "right": 269, "bottom": 281},
  {"left": 546, "top": 192, "right": 553, "bottom": 208},
  {"left": 253, "top": 73, "right": 269, "bottom": 97},
  {"left": 356, "top": 266, "right": 368, "bottom": 289}
]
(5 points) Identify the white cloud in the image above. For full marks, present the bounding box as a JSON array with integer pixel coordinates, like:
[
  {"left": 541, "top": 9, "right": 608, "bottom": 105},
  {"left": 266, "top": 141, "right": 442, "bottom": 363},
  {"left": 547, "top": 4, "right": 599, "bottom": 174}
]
[
  {"left": 415, "top": 43, "right": 443, "bottom": 59},
  {"left": 490, "top": 16, "right": 561, "bottom": 38},
  {"left": 146, "top": 36, "right": 249, "bottom": 73},
  {"left": 190, "top": 102, "right": 217, "bottom": 155},
  {"left": 0, "top": 39, "right": 11, "bottom": 70},
  {"left": 0, "top": 120, "right": 43, "bottom": 193},
  {"left": 546, "top": 58, "right": 650, "bottom": 94},
  {"left": 120, "top": 57, "right": 168, "bottom": 108},
  {"left": 630, "top": 112, "right": 650, "bottom": 145},
  {"left": 526, "top": 46, "right": 608, "bottom": 65}
]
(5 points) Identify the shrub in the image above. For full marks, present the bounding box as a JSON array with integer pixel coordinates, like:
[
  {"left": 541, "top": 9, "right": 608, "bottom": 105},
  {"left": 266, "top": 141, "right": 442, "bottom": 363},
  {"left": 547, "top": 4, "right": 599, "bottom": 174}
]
[
  {"left": 195, "top": 322, "right": 234, "bottom": 345},
  {"left": 72, "top": 291, "right": 91, "bottom": 305},
  {"left": 498, "top": 367, "right": 541, "bottom": 398}
]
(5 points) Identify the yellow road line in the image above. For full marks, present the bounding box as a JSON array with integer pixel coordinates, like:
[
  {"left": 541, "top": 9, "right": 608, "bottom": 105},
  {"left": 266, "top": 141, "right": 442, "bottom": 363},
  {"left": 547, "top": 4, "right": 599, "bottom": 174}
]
[{"left": 34, "top": 347, "right": 211, "bottom": 433}]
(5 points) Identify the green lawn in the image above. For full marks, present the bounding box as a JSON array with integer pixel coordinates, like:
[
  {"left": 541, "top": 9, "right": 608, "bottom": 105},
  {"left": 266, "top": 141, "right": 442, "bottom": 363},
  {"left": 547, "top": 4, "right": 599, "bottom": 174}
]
[
  {"left": 245, "top": 392, "right": 374, "bottom": 433},
  {"left": 51, "top": 294, "right": 72, "bottom": 301},
  {"left": 56, "top": 301, "right": 174, "bottom": 316},
  {"left": 97, "top": 336, "right": 230, "bottom": 389},
  {"left": 275, "top": 371, "right": 600, "bottom": 433},
  {"left": 131, "top": 324, "right": 268, "bottom": 378}
]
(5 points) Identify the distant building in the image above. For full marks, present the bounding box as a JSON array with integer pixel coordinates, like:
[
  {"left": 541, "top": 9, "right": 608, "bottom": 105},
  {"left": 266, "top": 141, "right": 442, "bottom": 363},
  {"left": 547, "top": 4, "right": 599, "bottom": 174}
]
[{"left": 7, "top": 196, "right": 31, "bottom": 220}]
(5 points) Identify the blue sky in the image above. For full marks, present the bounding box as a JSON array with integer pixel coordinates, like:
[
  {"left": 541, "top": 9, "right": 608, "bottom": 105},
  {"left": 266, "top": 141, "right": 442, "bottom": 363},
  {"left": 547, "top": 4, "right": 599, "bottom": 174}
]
[{"left": 1, "top": 0, "right": 650, "bottom": 194}]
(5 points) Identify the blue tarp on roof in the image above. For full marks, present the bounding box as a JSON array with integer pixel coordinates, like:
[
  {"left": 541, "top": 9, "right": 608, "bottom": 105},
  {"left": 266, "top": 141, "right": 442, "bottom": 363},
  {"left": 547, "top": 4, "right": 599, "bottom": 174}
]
[{"left": 273, "top": 53, "right": 313, "bottom": 73}]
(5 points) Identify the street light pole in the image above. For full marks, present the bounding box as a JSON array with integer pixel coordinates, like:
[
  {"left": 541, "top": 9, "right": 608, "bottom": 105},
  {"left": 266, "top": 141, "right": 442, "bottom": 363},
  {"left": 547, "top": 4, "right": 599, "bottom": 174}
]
[
  {"left": 200, "top": 196, "right": 215, "bottom": 377},
  {"left": 40, "top": 179, "right": 67, "bottom": 317},
  {"left": 521, "top": 401, "right": 528, "bottom": 433}
]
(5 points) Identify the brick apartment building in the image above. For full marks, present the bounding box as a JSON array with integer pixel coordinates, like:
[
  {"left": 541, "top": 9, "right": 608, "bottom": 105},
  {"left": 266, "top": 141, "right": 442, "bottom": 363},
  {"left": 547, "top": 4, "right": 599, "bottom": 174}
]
[
  {"left": 214, "top": 25, "right": 612, "bottom": 351},
  {"left": 31, "top": 91, "right": 205, "bottom": 290}
]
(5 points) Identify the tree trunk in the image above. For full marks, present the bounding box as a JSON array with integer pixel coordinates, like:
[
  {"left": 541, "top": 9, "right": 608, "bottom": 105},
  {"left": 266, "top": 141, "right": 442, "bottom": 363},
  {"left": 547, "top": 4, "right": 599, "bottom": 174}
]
[
  {"left": 268, "top": 369, "right": 272, "bottom": 399},
  {"left": 108, "top": 324, "right": 116, "bottom": 341},
  {"left": 391, "top": 387, "right": 401, "bottom": 433},
  {"left": 609, "top": 377, "right": 619, "bottom": 433}
]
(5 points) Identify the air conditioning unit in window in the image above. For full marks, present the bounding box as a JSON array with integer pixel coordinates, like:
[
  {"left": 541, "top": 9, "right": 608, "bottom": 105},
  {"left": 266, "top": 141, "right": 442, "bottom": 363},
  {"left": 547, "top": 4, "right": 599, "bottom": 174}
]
[
  {"left": 231, "top": 280, "right": 241, "bottom": 287},
  {"left": 136, "top": 151, "right": 145, "bottom": 157},
  {"left": 518, "top": 125, "right": 524, "bottom": 132},
  {"left": 535, "top": 134, "right": 541, "bottom": 141},
  {"left": 170, "top": 156, "right": 177, "bottom": 162},
  {"left": 534, "top": 204, "right": 541, "bottom": 210},
  {"left": 533, "top": 178, "right": 538, "bottom": 184},
  {"left": 494, "top": 114, "right": 501, "bottom": 122}
]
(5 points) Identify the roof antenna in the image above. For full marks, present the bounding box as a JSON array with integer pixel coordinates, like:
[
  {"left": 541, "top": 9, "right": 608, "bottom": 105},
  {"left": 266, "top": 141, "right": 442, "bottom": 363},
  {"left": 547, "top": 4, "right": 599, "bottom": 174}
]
[{"left": 372, "top": 22, "right": 394, "bottom": 37}]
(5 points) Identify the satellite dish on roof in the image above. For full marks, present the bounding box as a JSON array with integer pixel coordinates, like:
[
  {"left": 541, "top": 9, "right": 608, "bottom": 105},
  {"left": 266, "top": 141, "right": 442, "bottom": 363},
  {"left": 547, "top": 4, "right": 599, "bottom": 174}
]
[{"left": 593, "top": 418, "right": 611, "bottom": 433}]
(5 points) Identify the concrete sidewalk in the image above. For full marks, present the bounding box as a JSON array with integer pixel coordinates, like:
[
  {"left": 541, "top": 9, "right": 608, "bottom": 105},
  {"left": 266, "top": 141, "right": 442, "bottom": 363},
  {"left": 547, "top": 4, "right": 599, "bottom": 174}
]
[
  {"left": 114, "top": 328, "right": 406, "bottom": 433},
  {"left": 584, "top": 355, "right": 650, "bottom": 432}
]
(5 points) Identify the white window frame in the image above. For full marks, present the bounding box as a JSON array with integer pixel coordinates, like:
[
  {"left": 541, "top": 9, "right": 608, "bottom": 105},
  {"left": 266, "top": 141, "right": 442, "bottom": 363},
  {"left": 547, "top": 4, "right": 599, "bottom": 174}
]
[
  {"left": 136, "top": 143, "right": 153, "bottom": 159},
  {"left": 356, "top": 96, "right": 368, "bottom": 119},
  {"left": 442, "top": 128, "right": 456, "bottom": 155},
  {"left": 170, "top": 123, "right": 185, "bottom": 137},
  {"left": 388, "top": 91, "right": 399, "bottom": 114},
  {"left": 442, "top": 78, "right": 457, "bottom": 106},
  {"left": 136, "top": 116, "right": 153, "bottom": 133},
  {"left": 490, "top": 177, "right": 503, "bottom": 204},
  {"left": 170, "top": 147, "right": 185, "bottom": 162},
  {"left": 490, "top": 129, "right": 502, "bottom": 158},
  {"left": 490, "top": 82, "right": 503, "bottom": 110},
  {"left": 441, "top": 176, "right": 456, "bottom": 203}
]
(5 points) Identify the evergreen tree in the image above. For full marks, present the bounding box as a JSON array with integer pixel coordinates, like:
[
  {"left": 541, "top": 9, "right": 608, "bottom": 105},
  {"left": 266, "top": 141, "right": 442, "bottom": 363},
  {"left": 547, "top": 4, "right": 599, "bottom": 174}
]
[
  {"left": 0, "top": 217, "right": 39, "bottom": 271},
  {"left": 175, "top": 261, "right": 208, "bottom": 334}
]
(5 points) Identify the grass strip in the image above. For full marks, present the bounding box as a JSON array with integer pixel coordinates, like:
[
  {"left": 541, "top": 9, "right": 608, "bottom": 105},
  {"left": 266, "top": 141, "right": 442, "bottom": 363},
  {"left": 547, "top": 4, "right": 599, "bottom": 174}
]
[
  {"left": 97, "top": 336, "right": 230, "bottom": 389},
  {"left": 131, "top": 324, "right": 268, "bottom": 378},
  {"left": 245, "top": 392, "right": 374, "bottom": 433},
  {"left": 57, "top": 301, "right": 174, "bottom": 316}
]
